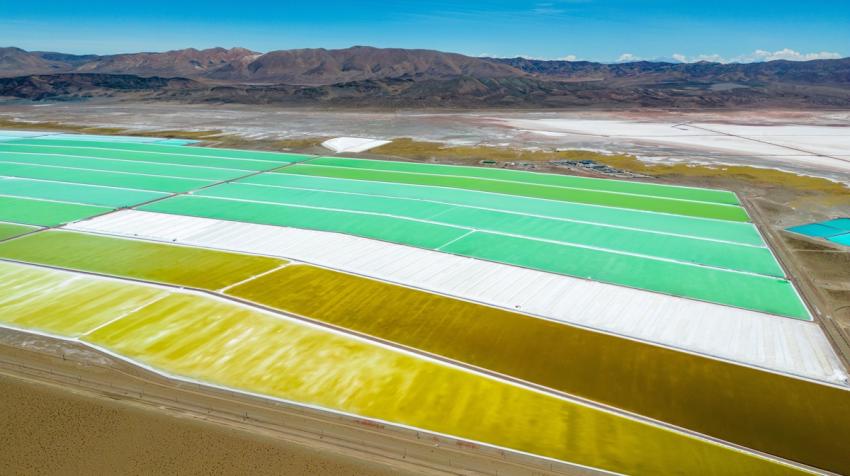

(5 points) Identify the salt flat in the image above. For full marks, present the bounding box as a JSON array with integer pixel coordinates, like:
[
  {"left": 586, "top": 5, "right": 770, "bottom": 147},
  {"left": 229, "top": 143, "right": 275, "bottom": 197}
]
[
  {"left": 2, "top": 102, "right": 848, "bottom": 182},
  {"left": 500, "top": 118, "right": 850, "bottom": 176}
]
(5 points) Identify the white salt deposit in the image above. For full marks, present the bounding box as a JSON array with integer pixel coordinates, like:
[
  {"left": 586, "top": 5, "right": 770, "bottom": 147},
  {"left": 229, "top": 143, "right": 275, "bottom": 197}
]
[
  {"left": 499, "top": 118, "right": 850, "bottom": 174},
  {"left": 322, "top": 137, "right": 391, "bottom": 153}
]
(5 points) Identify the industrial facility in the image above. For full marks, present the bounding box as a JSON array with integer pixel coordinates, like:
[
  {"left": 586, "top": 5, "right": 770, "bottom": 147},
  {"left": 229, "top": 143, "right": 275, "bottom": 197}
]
[{"left": 1, "top": 132, "right": 848, "bottom": 474}]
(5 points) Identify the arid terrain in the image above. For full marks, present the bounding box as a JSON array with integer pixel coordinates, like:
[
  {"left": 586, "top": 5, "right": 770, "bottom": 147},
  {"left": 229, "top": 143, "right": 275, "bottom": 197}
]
[
  {"left": 1, "top": 46, "right": 849, "bottom": 108},
  {"left": 0, "top": 373, "right": 406, "bottom": 475}
]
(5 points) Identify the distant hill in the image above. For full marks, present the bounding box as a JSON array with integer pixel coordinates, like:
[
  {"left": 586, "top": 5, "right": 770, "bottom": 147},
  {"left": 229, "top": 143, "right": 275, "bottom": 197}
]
[
  {"left": 206, "top": 46, "right": 523, "bottom": 84},
  {"left": 0, "top": 73, "right": 198, "bottom": 101},
  {"left": 0, "top": 47, "right": 67, "bottom": 74},
  {"left": 491, "top": 56, "right": 850, "bottom": 85},
  {"left": 0, "top": 46, "right": 522, "bottom": 84},
  {"left": 0, "top": 46, "right": 848, "bottom": 108}
]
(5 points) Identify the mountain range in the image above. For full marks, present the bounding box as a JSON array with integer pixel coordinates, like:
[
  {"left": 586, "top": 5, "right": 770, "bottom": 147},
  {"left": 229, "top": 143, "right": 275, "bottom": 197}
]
[{"left": 1, "top": 46, "right": 848, "bottom": 108}]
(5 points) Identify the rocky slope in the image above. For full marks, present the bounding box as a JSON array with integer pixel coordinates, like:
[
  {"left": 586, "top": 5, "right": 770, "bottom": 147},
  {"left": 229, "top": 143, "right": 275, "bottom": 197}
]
[
  {"left": 0, "top": 74, "right": 197, "bottom": 101},
  {"left": 0, "top": 46, "right": 522, "bottom": 84},
  {"left": 492, "top": 57, "right": 850, "bottom": 85},
  {"left": 0, "top": 46, "right": 848, "bottom": 108}
]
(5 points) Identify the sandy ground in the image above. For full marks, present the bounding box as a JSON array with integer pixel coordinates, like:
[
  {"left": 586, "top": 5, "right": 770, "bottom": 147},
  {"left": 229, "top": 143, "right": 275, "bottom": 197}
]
[
  {"left": 1, "top": 102, "right": 849, "bottom": 182},
  {"left": 0, "top": 372, "right": 408, "bottom": 476}
]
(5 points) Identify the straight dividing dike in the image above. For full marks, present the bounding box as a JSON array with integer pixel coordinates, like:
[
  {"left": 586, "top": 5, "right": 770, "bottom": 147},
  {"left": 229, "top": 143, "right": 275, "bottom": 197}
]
[
  {"left": 0, "top": 190, "right": 162, "bottom": 243},
  {"left": 0, "top": 175, "right": 172, "bottom": 194},
  {"left": 260, "top": 167, "right": 764, "bottom": 243},
  {"left": 137, "top": 194, "right": 806, "bottom": 318},
  {"left": 0, "top": 151, "right": 304, "bottom": 241},
  {"left": 0, "top": 259, "right": 819, "bottom": 475},
  {"left": 0, "top": 193, "right": 109, "bottom": 208},
  {"left": 0, "top": 179, "right": 169, "bottom": 208},
  {"left": 272, "top": 164, "right": 751, "bottom": 221},
  {"left": 0, "top": 204, "right": 115, "bottom": 245},
  {"left": 0, "top": 261, "right": 173, "bottom": 336},
  {"left": 225, "top": 178, "right": 767, "bottom": 248},
  {"left": 121, "top": 156, "right": 307, "bottom": 212},
  {"left": 142, "top": 193, "right": 753, "bottom": 274},
  {"left": 9, "top": 138, "right": 318, "bottom": 163},
  {"left": 205, "top": 166, "right": 796, "bottom": 316},
  {"left": 0, "top": 232, "right": 285, "bottom": 290},
  {"left": 0, "top": 152, "right": 246, "bottom": 181},
  {"left": 0, "top": 143, "right": 308, "bottom": 169},
  {"left": 216, "top": 263, "right": 294, "bottom": 293},
  {"left": 291, "top": 161, "right": 745, "bottom": 214},
  {"left": 435, "top": 229, "right": 477, "bottom": 251},
  {"left": 142, "top": 195, "right": 470, "bottom": 250},
  {"left": 0, "top": 161, "right": 217, "bottom": 193},
  {"left": 304, "top": 156, "right": 741, "bottom": 205},
  {"left": 0, "top": 195, "right": 113, "bottom": 228},
  {"left": 0, "top": 222, "right": 39, "bottom": 241},
  {"left": 193, "top": 181, "right": 782, "bottom": 276},
  {"left": 440, "top": 231, "right": 809, "bottom": 320},
  {"left": 0, "top": 160, "right": 222, "bottom": 185},
  {"left": 78, "top": 294, "right": 173, "bottom": 339},
  {"left": 0, "top": 148, "right": 252, "bottom": 174}
]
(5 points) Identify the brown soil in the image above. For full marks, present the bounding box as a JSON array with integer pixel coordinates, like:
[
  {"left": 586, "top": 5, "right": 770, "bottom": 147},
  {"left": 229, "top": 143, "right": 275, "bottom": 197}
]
[{"left": 0, "top": 371, "right": 406, "bottom": 476}]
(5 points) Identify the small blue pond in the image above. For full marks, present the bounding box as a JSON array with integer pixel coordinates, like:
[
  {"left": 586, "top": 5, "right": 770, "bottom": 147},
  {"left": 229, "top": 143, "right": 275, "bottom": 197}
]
[{"left": 787, "top": 218, "right": 850, "bottom": 247}]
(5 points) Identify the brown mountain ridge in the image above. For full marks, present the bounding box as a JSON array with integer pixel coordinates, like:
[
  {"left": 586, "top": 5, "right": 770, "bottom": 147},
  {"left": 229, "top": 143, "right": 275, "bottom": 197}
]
[{"left": 0, "top": 46, "right": 848, "bottom": 108}]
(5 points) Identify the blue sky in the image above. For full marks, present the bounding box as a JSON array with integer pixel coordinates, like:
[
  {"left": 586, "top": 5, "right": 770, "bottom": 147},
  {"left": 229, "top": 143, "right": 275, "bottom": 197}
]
[{"left": 2, "top": 1, "right": 848, "bottom": 62}]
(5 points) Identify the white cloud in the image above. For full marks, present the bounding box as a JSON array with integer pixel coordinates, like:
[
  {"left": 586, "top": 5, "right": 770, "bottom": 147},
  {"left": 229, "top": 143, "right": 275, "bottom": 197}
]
[
  {"left": 741, "top": 48, "right": 841, "bottom": 62},
  {"left": 617, "top": 53, "right": 641, "bottom": 62},
  {"left": 669, "top": 49, "right": 843, "bottom": 64},
  {"left": 484, "top": 48, "right": 841, "bottom": 64}
]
